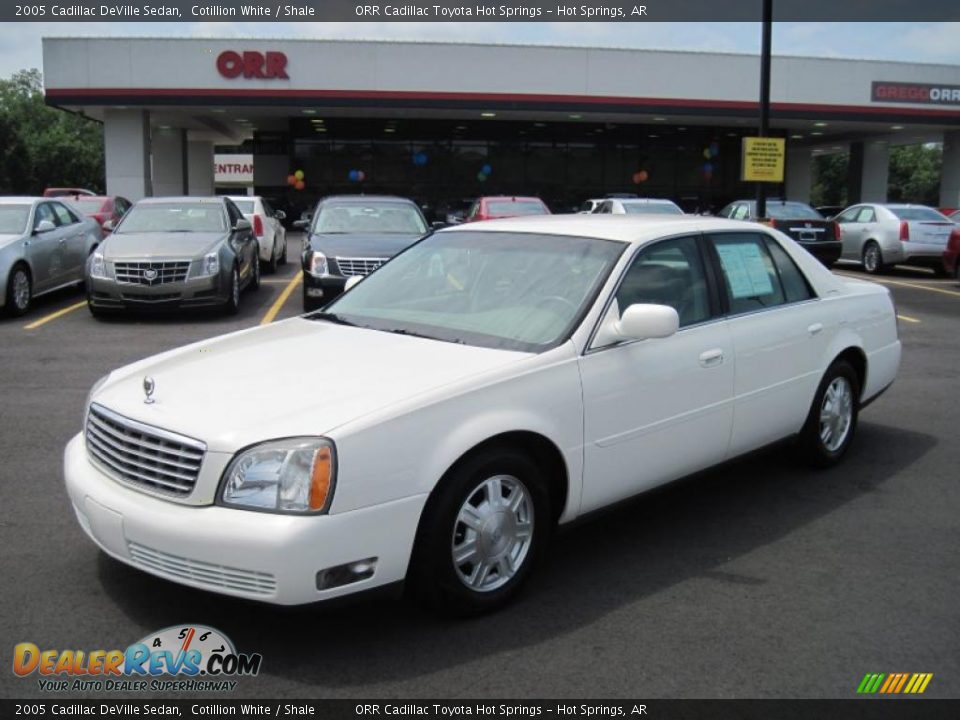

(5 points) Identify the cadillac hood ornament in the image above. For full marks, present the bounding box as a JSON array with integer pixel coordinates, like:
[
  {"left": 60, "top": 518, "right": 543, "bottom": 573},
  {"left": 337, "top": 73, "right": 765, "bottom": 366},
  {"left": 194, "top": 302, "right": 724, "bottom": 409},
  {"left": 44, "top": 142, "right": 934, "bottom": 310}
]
[{"left": 143, "top": 376, "right": 156, "bottom": 404}]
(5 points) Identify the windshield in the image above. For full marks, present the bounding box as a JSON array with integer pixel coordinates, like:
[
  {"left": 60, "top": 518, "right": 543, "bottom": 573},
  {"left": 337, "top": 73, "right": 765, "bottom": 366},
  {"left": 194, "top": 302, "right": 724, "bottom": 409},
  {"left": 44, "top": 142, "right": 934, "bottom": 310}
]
[
  {"left": 622, "top": 202, "right": 683, "bottom": 215},
  {"left": 486, "top": 201, "right": 548, "bottom": 217},
  {"left": 116, "top": 203, "right": 226, "bottom": 233},
  {"left": 69, "top": 197, "right": 108, "bottom": 210},
  {"left": 314, "top": 202, "right": 427, "bottom": 235},
  {"left": 232, "top": 200, "right": 256, "bottom": 214},
  {"left": 0, "top": 205, "right": 31, "bottom": 234},
  {"left": 320, "top": 231, "right": 625, "bottom": 352},
  {"left": 766, "top": 203, "right": 824, "bottom": 220},
  {"left": 889, "top": 206, "right": 951, "bottom": 222}
]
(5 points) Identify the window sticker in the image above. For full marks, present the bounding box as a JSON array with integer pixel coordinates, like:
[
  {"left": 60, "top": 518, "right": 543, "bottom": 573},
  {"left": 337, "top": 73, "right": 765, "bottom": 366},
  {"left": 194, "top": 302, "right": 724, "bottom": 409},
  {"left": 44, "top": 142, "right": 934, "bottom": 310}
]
[{"left": 716, "top": 242, "right": 774, "bottom": 299}]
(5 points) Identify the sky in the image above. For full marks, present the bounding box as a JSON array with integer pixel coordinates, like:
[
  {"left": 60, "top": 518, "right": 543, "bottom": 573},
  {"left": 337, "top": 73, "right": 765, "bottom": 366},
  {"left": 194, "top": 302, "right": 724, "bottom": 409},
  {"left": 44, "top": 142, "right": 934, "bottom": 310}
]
[{"left": 1, "top": 22, "right": 958, "bottom": 79}]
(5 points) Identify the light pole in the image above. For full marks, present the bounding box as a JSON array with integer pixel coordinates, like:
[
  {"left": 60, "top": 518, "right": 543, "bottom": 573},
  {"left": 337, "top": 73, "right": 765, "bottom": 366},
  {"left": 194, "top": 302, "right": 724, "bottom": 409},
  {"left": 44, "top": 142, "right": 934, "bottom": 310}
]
[{"left": 756, "top": 0, "right": 773, "bottom": 219}]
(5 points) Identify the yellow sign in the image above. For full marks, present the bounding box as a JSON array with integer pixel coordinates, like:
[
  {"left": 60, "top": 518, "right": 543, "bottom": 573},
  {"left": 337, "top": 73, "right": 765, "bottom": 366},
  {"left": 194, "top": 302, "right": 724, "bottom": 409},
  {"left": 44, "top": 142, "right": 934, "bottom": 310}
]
[{"left": 741, "top": 137, "right": 786, "bottom": 182}]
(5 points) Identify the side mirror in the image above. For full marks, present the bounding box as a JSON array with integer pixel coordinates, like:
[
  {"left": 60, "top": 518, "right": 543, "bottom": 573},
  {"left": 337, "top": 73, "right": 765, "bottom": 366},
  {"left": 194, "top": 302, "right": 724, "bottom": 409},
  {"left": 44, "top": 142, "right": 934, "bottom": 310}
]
[
  {"left": 344, "top": 275, "right": 363, "bottom": 292},
  {"left": 34, "top": 219, "right": 56, "bottom": 234},
  {"left": 431, "top": 221, "right": 447, "bottom": 229},
  {"left": 234, "top": 218, "right": 251, "bottom": 232},
  {"left": 616, "top": 303, "right": 679, "bottom": 341},
  {"left": 102, "top": 219, "right": 116, "bottom": 232},
  {"left": 292, "top": 219, "right": 309, "bottom": 230},
  {"left": 275, "top": 210, "right": 286, "bottom": 221}
]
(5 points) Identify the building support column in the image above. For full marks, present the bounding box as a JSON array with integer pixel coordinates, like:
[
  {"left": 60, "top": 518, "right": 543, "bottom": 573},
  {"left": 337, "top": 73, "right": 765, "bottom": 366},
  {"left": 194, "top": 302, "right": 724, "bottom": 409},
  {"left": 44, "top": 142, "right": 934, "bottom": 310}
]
[
  {"left": 940, "top": 130, "right": 960, "bottom": 209},
  {"left": 187, "top": 140, "right": 214, "bottom": 195},
  {"left": 847, "top": 140, "right": 889, "bottom": 204},
  {"left": 104, "top": 109, "right": 151, "bottom": 200},
  {"left": 151, "top": 128, "right": 187, "bottom": 196},
  {"left": 785, "top": 146, "right": 813, "bottom": 204}
]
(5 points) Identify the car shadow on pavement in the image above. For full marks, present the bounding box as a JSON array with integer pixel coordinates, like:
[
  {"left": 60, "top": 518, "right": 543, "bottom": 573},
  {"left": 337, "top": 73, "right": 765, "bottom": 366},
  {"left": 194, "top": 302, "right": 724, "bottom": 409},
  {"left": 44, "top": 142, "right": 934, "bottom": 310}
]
[{"left": 96, "top": 420, "right": 935, "bottom": 691}]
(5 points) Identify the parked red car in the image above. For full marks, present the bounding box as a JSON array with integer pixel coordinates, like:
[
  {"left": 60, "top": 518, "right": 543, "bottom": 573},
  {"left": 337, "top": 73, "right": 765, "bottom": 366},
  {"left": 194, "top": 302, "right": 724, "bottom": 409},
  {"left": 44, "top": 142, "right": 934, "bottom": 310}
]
[
  {"left": 465, "top": 196, "right": 550, "bottom": 222},
  {"left": 63, "top": 195, "right": 132, "bottom": 233},
  {"left": 943, "top": 222, "right": 960, "bottom": 281}
]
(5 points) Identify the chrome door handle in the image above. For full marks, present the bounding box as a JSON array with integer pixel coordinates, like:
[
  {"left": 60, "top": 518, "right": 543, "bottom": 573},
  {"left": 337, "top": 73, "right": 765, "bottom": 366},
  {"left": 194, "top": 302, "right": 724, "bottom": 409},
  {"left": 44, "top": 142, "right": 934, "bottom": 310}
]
[
  {"left": 58, "top": 238, "right": 66, "bottom": 244},
  {"left": 699, "top": 349, "right": 724, "bottom": 367},
  {"left": 807, "top": 322, "right": 824, "bottom": 336}
]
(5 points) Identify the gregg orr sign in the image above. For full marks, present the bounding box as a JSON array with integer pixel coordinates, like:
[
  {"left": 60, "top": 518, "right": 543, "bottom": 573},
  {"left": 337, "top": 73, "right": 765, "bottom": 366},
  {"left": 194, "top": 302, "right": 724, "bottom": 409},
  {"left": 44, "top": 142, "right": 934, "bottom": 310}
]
[
  {"left": 217, "top": 50, "right": 288, "bottom": 79},
  {"left": 872, "top": 81, "right": 960, "bottom": 106}
]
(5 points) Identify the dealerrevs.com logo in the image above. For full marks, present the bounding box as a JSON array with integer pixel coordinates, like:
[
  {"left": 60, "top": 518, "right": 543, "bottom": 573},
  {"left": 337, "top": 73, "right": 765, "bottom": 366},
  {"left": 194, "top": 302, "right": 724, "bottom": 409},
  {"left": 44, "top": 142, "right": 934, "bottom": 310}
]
[{"left": 13, "top": 625, "right": 262, "bottom": 693}]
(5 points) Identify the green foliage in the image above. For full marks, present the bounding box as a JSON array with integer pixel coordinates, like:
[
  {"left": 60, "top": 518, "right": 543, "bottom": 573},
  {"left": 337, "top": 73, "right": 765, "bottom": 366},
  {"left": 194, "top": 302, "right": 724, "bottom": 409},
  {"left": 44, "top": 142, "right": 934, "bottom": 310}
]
[
  {"left": 888, "top": 144, "right": 941, "bottom": 205},
  {"left": 0, "top": 68, "right": 104, "bottom": 194},
  {"left": 811, "top": 153, "right": 849, "bottom": 207}
]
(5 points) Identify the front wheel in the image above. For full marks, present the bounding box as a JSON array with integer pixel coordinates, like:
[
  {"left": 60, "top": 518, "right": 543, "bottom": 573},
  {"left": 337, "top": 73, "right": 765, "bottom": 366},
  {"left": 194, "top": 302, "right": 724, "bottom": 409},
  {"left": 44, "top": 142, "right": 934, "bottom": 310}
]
[
  {"left": 797, "top": 360, "right": 861, "bottom": 468},
  {"left": 862, "top": 242, "right": 887, "bottom": 275},
  {"left": 407, "top": 448, "right": 552, "bottom": 616},
  {"left": 5, "top": 264, "right": 32, "bottom": 317}
]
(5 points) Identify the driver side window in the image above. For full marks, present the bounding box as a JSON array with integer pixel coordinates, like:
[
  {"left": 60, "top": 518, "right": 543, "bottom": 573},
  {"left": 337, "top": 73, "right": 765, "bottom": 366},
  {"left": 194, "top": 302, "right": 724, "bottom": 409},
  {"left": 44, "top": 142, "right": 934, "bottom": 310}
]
[
  {"left": 615, "top": 236, "right": 712, "bottom": 328},
  {"left": 34, "top": 203, "right": 58, "bottom": 229}
]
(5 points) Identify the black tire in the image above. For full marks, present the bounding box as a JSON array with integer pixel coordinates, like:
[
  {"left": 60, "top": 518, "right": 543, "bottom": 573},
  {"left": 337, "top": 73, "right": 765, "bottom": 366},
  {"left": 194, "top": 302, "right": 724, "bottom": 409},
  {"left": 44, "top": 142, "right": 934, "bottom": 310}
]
[
  {"left": 407, "top": 447, "right": 553, "bottom": 617},
  {"left": 249, "top": 254, "right": 261, "bottom": 291},
  {"left": 5, "top": 264, "right": 32, "bottom": 317},
  {"left": 279, "top": 236, "right": 288, "bottom": 266},
  {"left": 266, "top": 241, "right": 279, "bottom": 274},
  {"left": 223, "top": 266, "right": 241, "bottom": 315},
  {"left": 796, "top": 359, "right": 861, "bottom": 468},
  {"left": 930, "top": 265, "right": 948, "bottom": 279},
  {"left": 862, "top": 241, "right": 887, "bottom": 275}
]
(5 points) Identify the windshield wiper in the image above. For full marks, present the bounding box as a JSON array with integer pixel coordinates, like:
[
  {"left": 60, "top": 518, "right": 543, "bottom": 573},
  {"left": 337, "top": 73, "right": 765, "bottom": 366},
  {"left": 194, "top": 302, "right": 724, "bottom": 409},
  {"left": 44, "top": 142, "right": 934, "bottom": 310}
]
[
  {"left": 309, "top": 312, "right": 359, "bottom": 327},
  {"left": 382, "top": 327, "right": 464, "bottom": 344}
]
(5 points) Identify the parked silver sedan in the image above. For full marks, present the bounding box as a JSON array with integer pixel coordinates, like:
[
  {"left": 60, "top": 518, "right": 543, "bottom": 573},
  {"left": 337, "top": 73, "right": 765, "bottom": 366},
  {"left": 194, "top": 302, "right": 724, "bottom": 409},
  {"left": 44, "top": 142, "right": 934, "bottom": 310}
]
[
  {"left": 835, "top": 203, "right": 955, "bottom": 275},
  {"left": 1, "top": 197, "right": 102, "bottom": 316},
  {"left": 86, "top": 197, "right": 260, "bottom": 316}
]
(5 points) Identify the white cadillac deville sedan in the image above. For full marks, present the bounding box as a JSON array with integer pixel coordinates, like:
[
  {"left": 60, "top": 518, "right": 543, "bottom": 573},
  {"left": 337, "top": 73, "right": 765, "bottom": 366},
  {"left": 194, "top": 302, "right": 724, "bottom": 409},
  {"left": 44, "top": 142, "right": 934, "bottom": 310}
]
[{"left": 65, "top": 215, "right": 901, "bottom": 614}]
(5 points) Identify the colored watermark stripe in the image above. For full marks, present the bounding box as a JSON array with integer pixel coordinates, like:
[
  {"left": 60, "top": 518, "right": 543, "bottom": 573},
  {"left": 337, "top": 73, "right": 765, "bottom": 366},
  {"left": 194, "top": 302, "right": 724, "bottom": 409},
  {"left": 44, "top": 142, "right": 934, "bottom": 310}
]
[{"left": 858, "top": 672, "right": 933, "bottom": 694}]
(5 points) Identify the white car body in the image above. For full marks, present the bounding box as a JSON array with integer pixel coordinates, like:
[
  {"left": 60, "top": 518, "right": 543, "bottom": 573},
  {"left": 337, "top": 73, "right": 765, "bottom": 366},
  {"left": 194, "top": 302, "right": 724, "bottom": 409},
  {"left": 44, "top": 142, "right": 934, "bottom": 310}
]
[
  {"left": 65, "top": 215, "right": 900, "bottom": 606},
  {"left": 835, "top": 203, "right": 954, "bottom": 271},
  {"left": 226, "top": 196, "right": 286, "bottom": 267},
  {"left": 595, "top": 198, "right": 684, "bottom": 215}
]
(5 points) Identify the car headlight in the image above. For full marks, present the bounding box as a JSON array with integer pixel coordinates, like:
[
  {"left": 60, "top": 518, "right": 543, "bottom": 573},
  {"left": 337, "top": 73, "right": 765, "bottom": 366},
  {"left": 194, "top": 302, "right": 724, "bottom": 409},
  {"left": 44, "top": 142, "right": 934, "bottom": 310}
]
[
  {"left": 89, "top": 250, "right": 106, "bottom": 279},
  {"left": 193, "top": 252, "right": 220, "bottom": 278},
  {"left": 220, "top": 438, "right": 336, "bottom": 514},
  {"left": 307, "top": 251, "right": 329, "bottom": 277}
]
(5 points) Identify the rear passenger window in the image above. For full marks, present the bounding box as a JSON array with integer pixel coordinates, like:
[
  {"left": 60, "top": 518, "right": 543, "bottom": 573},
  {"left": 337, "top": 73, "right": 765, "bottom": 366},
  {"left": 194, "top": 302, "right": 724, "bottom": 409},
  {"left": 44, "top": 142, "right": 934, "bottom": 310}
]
[
  {"left": 856, "top": 207, "right": 876, "bottom": 223},
  {"left": 52, "top": 202, "right": 77, "bottom": 225},
  {"left": 710, "top": 233, "right": 786, "bottom": 314},
  {"left": 732, "top": 205, "right": 749, "bottom": 220},
  {"left": 764, "top": 237, "right": 815, "bottom": 303},
  {"left": 616, "top": 236, "right": 712, "bottom": 328}
]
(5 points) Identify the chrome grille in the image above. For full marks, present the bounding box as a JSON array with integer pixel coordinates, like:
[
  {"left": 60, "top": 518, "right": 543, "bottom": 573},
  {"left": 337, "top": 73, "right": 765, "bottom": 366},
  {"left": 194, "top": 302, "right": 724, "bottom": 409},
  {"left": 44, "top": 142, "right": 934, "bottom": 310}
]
[
  {"left": 85, "top": 404, "right": 205, "bottom": 496},
  {"left": 335, "top": 256, "right": 388, "bottom": 276},
  {"left": 127, "top": 541, "right": 277, "bottom": 596},
  {"left": 114, "top": 261, "right": 190, "bottom": 285}
]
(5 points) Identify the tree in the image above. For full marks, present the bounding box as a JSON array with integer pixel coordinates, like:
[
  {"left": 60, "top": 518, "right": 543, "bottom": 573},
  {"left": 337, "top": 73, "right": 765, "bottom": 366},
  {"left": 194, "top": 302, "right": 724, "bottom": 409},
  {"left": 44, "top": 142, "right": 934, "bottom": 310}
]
[
  {"left": 888, "top": 144, "right": 941, "bottom": 205},
  {"left": 811, "top": 153, "right": 849, "bottom": 207},
  {"left": 0, "top": 68, "right": 104, "bottom": 194}
]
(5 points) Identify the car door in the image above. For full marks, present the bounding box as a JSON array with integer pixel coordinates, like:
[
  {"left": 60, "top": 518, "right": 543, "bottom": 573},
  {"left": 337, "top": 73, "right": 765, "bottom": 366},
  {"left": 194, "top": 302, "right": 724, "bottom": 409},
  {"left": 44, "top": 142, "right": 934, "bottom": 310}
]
[
  {"left": 225, "top": 200, "right": 255, "bottom": 283},
  {"left": 706, "top": 231, "right": 832, "bottom": 456},
  {"left": 50, "top": 201, "right": 89, "bottom": 280},
  {"left": 579, "top": 234, "right": 734, "bottom": 513},
  {"left": 27, "top": 202, "right": 68, "bottom": 292},
  {"left": 834, "top": 206, "right": 862, "bottom": 259}
]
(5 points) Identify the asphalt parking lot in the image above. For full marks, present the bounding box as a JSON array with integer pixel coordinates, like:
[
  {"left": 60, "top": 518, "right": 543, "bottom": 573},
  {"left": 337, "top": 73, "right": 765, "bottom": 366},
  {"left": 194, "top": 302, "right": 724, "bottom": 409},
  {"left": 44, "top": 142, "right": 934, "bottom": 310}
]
[{"left": 1, "top": 236, "right": 958, "bottom": 700}]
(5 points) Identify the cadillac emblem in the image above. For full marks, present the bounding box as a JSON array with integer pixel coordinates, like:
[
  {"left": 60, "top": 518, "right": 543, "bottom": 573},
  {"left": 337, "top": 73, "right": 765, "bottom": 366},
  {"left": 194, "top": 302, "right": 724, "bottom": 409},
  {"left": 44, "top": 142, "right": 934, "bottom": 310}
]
[{"left": 143, "top": 376, "right": 156, "bottom": 404}]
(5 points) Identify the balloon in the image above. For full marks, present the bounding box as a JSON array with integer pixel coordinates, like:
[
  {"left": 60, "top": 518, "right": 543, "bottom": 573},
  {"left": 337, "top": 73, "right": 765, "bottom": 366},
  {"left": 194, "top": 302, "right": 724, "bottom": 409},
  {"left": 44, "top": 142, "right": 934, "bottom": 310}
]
[
  {"left": 294, "top": 169, "right": 305, "bottom": 181},
  {"left": 702, "top": 148, "right": 711, "bottom": 159},
  {"left": 413, "top": 152, "right": 428, "bottom": 166},
  {"left": 286, "top": 174, "right": 296, "bottom": 186},
  {"left": 477, "top": 172, "right": 487, "bottom": 182},
  {"left": 703, "top": 162, "right": 713, "bottom": 173},
  {"left": 632, "top": 172, "right": 642, "bottom": 184},
  {"left": 357, "top": 170, "right": 366, "bottom": 182},
  {"left": 709, "top": 142, "right": 720, "bottom": 157},
  {"left": 294, "top": 180, "right": 305, "bottom": 190},
  {"left": 638, "top": 170, "right": 649, "bottom": 182},
  {"left": 481, "top": 164, "right": 492, "bottom": 175},
  {"left": 348, "top": 170, "right": 359, "bottom": 182}
]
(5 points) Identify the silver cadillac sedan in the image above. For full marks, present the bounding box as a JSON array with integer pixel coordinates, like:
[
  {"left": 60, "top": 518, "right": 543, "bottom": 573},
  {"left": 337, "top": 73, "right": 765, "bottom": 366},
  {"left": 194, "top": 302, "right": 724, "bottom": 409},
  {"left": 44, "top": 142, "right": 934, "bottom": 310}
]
[
  {"left": 86, "top": 197, "right": 260, "bottom": 316},
  {"left": 1, "top": 197, "right": 102, "bottom": 316}
]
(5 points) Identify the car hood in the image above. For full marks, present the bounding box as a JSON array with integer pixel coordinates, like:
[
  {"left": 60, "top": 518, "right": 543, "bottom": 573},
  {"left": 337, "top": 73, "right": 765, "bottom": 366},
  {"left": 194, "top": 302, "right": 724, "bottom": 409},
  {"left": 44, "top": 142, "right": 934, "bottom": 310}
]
[
  {"left": 307, "top": 233, "right": 422, "bottom": 258},
  {"left": 102, "top": 231, "right": 226, "bottom": 259},
  {"left": 91, "top": 318, "right": 529, "bottom": 452},
  {"left": 0, "top": 233, "right": 26, "bottom": 249}
]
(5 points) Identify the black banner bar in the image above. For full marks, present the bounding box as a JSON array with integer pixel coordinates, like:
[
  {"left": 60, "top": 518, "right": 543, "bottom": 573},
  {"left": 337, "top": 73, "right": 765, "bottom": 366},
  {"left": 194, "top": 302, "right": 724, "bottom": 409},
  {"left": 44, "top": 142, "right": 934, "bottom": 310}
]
[{"left": 4, "top": 0, "right": 960, "bottom": 23}]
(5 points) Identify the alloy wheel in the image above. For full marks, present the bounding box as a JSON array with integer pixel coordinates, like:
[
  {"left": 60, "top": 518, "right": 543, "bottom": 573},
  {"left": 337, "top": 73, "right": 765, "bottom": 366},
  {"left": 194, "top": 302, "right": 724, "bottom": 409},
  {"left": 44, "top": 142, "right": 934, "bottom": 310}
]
[{"left": 819, "top": 376, "right": 854, "bottom": 452}]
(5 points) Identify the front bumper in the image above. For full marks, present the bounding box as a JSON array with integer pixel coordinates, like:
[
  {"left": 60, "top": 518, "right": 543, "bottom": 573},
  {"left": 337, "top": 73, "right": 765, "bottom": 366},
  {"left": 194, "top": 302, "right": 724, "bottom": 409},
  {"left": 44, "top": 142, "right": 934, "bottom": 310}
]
[
  {"left": 64, "top": 434, "right": 426, "bottom": 605},
  {"left": 302, "top": 273, "right": 347, "bottom": 305},
  {"left": 87, "top": 273, "right": 227, "bottom": 310}
]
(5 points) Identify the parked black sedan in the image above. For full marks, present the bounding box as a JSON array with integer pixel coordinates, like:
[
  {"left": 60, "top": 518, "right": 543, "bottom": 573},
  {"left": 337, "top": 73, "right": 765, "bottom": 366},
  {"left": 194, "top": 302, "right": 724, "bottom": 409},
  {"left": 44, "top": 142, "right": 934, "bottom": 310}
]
[
  {"left": 297, "top": 195, "right": 429, "bottom": 311},
  {"left": 86, "top": 196, "right": 260, "bottom": 316},
  {"left": 718, "top": 199, "right": 842, "bottom": 267}
]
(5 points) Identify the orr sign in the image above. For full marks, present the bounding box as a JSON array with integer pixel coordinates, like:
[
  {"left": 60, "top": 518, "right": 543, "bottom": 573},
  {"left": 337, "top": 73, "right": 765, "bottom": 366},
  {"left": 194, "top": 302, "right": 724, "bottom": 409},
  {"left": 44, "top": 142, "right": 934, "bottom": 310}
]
[
  {"left": 217, "top": 50, "right": 289, "bottom": 79},
  {"left": 872, "top": 81, "right": 960, "bottom": 106}
]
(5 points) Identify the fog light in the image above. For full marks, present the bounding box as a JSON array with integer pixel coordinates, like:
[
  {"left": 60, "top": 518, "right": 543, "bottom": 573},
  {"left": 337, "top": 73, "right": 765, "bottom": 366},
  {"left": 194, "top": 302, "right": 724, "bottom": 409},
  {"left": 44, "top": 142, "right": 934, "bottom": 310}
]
[
  {"left": 316, "top": 557, "right": 377, "bottom": 590},
  {"left": 306, "top": 288, "right": 324, "bottom": 298}
]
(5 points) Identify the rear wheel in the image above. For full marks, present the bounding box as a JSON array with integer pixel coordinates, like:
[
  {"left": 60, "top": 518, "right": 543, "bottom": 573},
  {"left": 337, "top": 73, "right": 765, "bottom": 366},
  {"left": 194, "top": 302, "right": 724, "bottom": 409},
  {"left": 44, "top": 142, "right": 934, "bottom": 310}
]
[
  {"left": 266, "top": 239, "right": 279, "bottom": 273},
  {"left": 862, "top": 242, "right": 886, "bottom": 275},
  {"left": 5, "top": 264, "right": 32, "bottom": 317},
  {"left": 249, "top": 253, "right": 261, "bottom": 291},
  {"left": 280, "top": 236, "right": 288, "bottom": 265},
  {"left": 223, "top": 266, "right": 240, "bottom": 315},
  {"left": 407, "top": 447, "right": 552, "bottom": 616},
  {"left": 797, "top": 360, "right": 860, "bottom": 468}
]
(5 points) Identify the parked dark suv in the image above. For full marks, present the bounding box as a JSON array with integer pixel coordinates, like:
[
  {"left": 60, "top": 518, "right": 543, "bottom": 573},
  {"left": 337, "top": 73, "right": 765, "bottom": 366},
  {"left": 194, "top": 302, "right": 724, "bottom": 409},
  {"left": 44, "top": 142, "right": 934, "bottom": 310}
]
[
  {"left": 297, "top": 195, "right": 429, "bottom": 311},
  {"left": 718, "top": 199, "right": 842, "bottom": 267}
]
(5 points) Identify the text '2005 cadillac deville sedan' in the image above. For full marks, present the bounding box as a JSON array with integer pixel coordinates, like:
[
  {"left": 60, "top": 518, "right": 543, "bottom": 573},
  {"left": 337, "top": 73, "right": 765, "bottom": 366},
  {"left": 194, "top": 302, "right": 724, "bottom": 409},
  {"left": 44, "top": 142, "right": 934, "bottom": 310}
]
[{"left": 65, "top": 215, "right": 901, "bottom": 615}]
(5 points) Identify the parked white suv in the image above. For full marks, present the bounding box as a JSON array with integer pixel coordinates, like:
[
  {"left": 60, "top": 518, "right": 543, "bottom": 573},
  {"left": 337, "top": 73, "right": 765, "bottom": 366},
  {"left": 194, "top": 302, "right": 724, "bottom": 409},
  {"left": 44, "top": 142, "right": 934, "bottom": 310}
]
[{"left": 227, "top": 196, "right": 287, "bottom": 272}]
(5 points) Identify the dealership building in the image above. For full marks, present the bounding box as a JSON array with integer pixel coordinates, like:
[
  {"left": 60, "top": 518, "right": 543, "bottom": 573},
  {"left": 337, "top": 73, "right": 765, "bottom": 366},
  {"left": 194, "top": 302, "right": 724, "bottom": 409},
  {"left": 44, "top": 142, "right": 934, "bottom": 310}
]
[{"left": 41, "top": 37, "right": 960, "bottom": 214}]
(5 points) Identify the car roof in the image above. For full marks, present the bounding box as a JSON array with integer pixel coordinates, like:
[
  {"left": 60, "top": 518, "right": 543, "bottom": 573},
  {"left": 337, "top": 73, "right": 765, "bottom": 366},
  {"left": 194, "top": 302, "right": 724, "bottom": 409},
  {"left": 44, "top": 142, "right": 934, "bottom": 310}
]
[
  {"left": 481, "top": 196, "right": 544, "bottom": 202},
  {"left": 440, "top": 214, "right": 771, "bottom": 245},
  {"left": 617, "top": 198, "right": 678, "bottom": 204},
  {"left": 225, "top": 195, "right": 261, "bottom": 201},
  {"left": 319, "top": 195, "right": 415, "bottom": 205},
  {"left": 136, "top": 196, "right": 227, "bottom": 205},
  {"left": 0, "top": 197, "right": 42, "bottom": 204}
]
